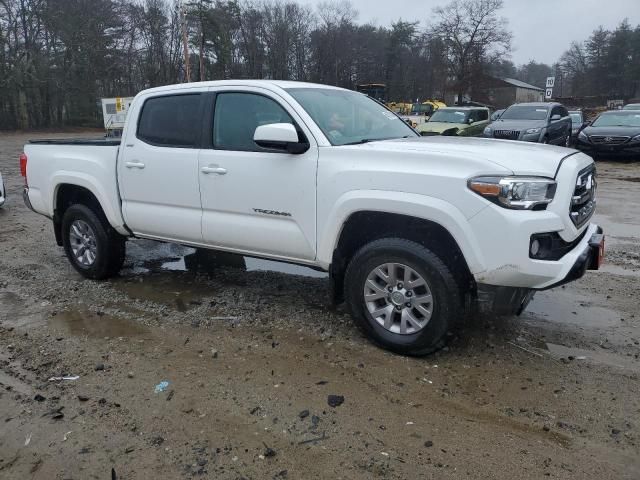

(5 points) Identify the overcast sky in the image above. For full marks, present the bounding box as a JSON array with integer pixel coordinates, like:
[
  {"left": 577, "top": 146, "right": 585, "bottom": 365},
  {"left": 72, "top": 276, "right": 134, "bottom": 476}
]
[{"left": 296, "top": 0, "right": 640, "bottom": 65}]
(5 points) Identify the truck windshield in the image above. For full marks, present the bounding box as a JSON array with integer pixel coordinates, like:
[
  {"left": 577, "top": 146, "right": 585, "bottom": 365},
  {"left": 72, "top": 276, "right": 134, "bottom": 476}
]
[
  {"left": 287, "top": 88, "right": 418, "bottom": 146},
  {"left": 429, "top": 109, "right": 469, "bottom": 123},
  {"left": 501, "top": 106, "right": 549, "bottom": 121}
]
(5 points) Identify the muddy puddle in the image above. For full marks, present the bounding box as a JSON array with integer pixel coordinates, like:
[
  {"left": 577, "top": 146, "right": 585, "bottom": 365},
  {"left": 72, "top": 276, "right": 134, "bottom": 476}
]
[
  {"left": 49, "top": 309, "right": 148, "bottom": 338},
  {"left": 122, "top": 239, "right": 327, "bottom": 279},
  {"left": 545, "top": 342, "right": 639, "bottom": 372},
  {"left": 600, "top": 263, "right": 640, "bottom": 277},
  {"left": 523, "top": 289, "right": 621, "bottom": 329}
]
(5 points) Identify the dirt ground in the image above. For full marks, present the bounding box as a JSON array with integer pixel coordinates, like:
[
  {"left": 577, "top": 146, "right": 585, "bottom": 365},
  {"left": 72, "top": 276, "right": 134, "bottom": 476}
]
[{"left": 1, "top": 130, "right": 639, "bottom": 480}]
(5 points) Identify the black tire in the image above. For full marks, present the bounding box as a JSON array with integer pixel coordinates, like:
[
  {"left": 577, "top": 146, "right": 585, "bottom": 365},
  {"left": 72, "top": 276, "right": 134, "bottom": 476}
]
[
  {"left": 344, "top": 238, "right": 461, "bottom": 356},
  {"left": 61, "top": 204, "right": 126, "bottom": 279}
]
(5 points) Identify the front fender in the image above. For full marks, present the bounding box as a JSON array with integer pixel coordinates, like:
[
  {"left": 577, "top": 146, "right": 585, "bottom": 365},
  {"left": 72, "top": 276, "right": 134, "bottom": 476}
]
[{"left": 317, "top": 190, "right": 486, "bottom": 273}]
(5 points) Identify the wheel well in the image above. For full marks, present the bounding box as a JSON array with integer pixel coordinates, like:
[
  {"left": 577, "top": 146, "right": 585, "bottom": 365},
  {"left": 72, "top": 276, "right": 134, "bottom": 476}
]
[
  {"left": 330, "top": 211, "right": 474, "bottom": 303},
  {"left": 53, "top": 184, "right": 104, "bottom": 246}
]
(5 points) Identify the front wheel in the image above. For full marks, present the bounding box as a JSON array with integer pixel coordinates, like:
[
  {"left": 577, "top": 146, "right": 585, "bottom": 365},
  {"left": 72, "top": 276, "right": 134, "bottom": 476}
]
[
  {"left": 61, "top": 204, "right": 126, "bottom": 279},
  {"left": 344, "top": 238, "right": 461, "bottom": 356}
]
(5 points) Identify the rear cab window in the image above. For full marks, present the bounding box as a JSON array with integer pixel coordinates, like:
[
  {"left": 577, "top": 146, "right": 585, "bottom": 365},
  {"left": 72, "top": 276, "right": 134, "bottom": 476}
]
[{"left": 137, "top": 94, "right": 203, "bottom": 148}]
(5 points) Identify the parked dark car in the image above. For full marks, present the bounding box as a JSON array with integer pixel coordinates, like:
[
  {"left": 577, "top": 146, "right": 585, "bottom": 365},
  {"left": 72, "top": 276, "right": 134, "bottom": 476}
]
[
  {"left": 622, "top": 103, "right": 640, "bottom": 110},
  {"left": 576, "top": 110, "right": 640, "bottom": 158},
  {"left": 569, "top": 110, "right": 589, "bottom": 144},
  {"left": 483, "top": 102, "right": 572, "bottom": 146}
]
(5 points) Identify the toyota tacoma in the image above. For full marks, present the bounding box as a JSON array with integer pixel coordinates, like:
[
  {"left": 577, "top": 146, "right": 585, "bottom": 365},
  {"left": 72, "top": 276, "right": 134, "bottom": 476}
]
[{"left": 21, "top": 80, "right": 604, "bottom": 356}]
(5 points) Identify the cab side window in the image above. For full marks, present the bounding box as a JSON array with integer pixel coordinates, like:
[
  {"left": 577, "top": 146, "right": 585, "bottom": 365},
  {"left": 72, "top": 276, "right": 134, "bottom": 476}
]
[
  {"left": 213, "top": 93, "right": 296, "bottom": 152},
  {"left": 477, "top": 109, "right": 489, "bottom": 121}
]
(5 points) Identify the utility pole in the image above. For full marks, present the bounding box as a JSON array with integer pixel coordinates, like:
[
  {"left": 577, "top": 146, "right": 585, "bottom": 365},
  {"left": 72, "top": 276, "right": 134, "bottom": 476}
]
[{"left": 180, "top": 1, "right": 191, "bottom": 83}]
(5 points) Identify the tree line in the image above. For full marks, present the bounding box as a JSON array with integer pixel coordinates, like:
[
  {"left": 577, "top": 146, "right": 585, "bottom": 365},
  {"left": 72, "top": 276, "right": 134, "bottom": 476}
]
[
  {"left": 558, "top": 20, "right": 640, "bottom": 100},
  {"left": 0, "top": 0, "right": 638, "bottom": 130}
]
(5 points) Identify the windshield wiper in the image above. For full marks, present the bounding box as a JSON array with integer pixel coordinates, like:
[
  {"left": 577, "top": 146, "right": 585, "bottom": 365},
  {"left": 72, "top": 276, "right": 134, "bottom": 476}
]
[
  {"left": 342, "top": 138, "right": 375, "bottom": 145},
  {"left": 342, "top": 134, "right": 417, "bottom": 146}
]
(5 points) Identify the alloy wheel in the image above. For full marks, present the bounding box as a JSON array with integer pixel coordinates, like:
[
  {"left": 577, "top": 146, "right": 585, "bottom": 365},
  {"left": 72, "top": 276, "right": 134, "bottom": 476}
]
[
  {"left": 363, "top": 262, "right": 434, "bottom": 335},
  {"left": 69, "top": 220, "right": 98, "bottom": 266}
]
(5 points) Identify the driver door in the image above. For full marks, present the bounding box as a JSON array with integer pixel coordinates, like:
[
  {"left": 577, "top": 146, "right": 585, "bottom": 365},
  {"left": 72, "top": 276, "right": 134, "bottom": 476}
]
[{"left": 198, "top": 88, "right": 319, "bottom": 261}]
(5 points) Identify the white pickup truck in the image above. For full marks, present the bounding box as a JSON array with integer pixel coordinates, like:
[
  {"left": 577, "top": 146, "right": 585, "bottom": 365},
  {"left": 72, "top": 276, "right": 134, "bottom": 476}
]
[{"left": 21, "top": 80, "right": 604, "bottom": 355}]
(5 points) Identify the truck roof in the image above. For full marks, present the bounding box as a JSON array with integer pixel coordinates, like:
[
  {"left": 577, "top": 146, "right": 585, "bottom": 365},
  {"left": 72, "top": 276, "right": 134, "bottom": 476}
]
[{"left": 139, "top": 80, "right": 346, "bottom": 97}]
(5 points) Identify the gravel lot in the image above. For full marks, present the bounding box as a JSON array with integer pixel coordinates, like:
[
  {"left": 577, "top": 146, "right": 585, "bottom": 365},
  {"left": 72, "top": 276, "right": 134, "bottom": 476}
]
[{"left": 1, "top": 131, "right": 639, "bottom": 479}]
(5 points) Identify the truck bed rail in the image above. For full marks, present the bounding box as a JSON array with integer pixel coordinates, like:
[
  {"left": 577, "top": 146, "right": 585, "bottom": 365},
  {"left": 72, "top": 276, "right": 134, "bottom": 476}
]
[{"left": 28, "top": 138, "right": 121, "bottom": 146}]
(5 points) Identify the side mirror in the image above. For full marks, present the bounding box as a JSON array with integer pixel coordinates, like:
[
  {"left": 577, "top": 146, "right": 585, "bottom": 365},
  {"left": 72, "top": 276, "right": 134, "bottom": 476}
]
[
  {"left": 550, "top": 114, "right": 562, "bottom": 121},
  {"left": 254, "top": 123, "right": 309, "bottom": 154},
  {"left": 467, "top": 118, "right": 474, "bottom": 124}
]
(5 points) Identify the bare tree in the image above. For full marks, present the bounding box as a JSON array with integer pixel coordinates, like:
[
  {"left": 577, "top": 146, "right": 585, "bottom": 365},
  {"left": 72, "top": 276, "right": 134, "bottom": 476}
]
[{"left": 431, "top": 0, "right": 512, "bottom": 104}]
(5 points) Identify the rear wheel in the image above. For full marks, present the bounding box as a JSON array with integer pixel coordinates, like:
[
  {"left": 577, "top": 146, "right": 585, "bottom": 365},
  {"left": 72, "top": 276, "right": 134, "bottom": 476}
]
[
  {"left": 61, "top": 204, "right": 125, "bottom": 279},
  {"left": 344, "top": 238, "right": 461, "bottom": 356}
]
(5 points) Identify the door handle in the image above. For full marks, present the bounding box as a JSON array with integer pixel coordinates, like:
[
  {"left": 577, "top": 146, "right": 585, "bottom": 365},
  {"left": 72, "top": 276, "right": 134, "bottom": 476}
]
[
  {"left": 125, "top": 161, "right": 145, "bottom": 169},
  {"left": 201, "top": 165, "right": 227, "bottom": 175}
]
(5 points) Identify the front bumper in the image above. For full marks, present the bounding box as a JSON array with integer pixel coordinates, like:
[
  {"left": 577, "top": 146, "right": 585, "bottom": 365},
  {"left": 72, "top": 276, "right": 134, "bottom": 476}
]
[
  {"left": 540, "top": 226, "right": 604, "bottom": 290},
  {"left": 476, "top": 227, "right": 604, "bottom": 315},
  {"left": 519, "top": 132, "right": 543, "bottom": 143},
  {"left": 483, "top": 132, "right": 543, "bottom": 142}
]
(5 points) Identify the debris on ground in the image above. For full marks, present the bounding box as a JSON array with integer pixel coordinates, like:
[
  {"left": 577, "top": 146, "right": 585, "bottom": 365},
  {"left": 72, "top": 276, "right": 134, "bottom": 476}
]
[
  {"left": 48, "top": 375, "right": 79, "bottom": 381},
  {"left": 154, "top": 381, "right": 170, "bottom": 393}
]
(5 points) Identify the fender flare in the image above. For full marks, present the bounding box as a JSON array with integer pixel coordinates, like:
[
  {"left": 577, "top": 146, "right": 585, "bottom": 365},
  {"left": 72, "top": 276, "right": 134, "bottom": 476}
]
[
  {"left": 317, "top": 190, "right": 486, "bottom": 274},
  {"left": 51, "top": 172, "right": 129, "bottom": 235}
]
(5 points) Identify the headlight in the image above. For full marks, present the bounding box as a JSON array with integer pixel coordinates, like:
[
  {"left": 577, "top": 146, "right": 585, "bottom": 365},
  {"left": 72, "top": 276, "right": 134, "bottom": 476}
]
[
  {"left": 578, "top": 131, "right": 589, "bottom": 141},
  {"left": 525, "top": 128, "right": 541, "bottom": 134},
  {"left": 468, "top": 176, "right": 557, "bottom": 210},
  {"left": 483, "top": 127, "right": 492, "bottom": 135}
]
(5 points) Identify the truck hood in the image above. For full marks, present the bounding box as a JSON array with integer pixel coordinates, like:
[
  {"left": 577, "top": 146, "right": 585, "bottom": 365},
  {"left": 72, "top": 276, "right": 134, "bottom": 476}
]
[{"left": 356, "top": 136, "right": 575, "bottom": 177}]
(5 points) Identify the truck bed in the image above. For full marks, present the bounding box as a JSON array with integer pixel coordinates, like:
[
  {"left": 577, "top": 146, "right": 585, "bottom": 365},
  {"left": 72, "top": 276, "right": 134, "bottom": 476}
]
[{"left": 29, "top": 138, "right": 121, "bottom": 146}]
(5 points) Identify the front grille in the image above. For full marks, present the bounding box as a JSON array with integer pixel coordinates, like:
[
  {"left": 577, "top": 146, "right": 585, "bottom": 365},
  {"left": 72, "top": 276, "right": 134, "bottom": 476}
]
[
  {"left": 589, "top": 135, "right": 630, "bottom": 145},
  {"left": 493, "top": 130, "right": 520, "bottom": 140},
  {"left": 570, "top": 165, "right": 596, "bottom": 228}
]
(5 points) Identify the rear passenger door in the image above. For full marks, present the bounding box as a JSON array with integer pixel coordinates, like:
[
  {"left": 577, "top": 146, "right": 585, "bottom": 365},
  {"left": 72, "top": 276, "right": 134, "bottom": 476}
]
[
  {"left": 197, "top": 88, "right": 318, "bottom": 261},
  {"left": 119, "top": 92, "right": 205, "bottom": 243}
]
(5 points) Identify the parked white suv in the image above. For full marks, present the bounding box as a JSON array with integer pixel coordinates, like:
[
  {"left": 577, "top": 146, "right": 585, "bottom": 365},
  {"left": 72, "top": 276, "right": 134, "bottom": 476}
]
[{"left": 21, "top": 80, "right": 604, "bottom": 355}]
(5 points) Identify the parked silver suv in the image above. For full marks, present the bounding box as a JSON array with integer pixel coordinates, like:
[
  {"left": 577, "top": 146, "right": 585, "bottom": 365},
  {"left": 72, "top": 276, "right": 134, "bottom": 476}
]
[{"left": 483, "top": 102, "right": 572, "bottom": 146}]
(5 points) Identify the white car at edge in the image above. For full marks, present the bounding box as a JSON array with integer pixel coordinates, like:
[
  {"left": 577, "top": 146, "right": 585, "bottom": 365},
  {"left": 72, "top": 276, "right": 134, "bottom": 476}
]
[
  {"left": 0, "top": 171, "right": 5, "bottom": 207},
  {"left": 20, "top": 80, "right": 604, "bottom": 356}
]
